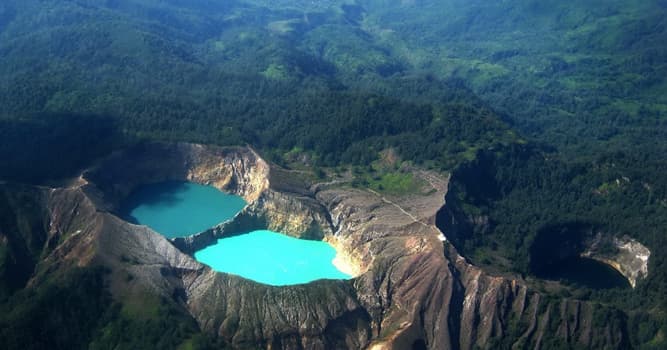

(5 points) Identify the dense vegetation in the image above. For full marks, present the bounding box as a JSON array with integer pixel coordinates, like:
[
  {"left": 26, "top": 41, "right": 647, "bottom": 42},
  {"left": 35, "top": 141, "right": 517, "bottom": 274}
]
[
  {"left": 0, "top": 0, "right": 666, "bottom": 348},
  {"left": 0, "top": 114, "right": 120, "bottom": 182},
  {"left": 0, "top": 267, "right": 225, "bottom": 350},
  {"left": 443, "top": 145, "right": 667, "bottom": 348},
  {"left": 357, "top": 0, "right": 667, "bottom": 158},
  {"left": 0, "top": 0, "right": 514, "bottom": 181},
  {"left": 0, "top": 184, "right": 47, "bottom": 300}
]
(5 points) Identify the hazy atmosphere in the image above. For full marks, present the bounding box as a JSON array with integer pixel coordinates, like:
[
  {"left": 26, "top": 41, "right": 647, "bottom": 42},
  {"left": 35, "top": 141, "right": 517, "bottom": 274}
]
[{"left": 1, "top": 1, "right": 666, "bottom": 349}]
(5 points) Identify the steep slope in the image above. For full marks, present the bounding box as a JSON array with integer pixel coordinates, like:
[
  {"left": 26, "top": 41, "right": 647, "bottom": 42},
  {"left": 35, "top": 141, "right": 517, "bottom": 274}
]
[
  {"left": 1, "top": 143, "right": 631, "bottom": 349},
  {"left": 0, "top": 0, "right": 663, "bottom": 348},
  {"left": 0, "top": 184, "right": 49, "bottom": 298}
]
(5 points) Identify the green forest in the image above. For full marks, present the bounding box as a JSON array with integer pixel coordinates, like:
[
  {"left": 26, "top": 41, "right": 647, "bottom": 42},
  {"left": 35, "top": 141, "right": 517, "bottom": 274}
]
[{"left": 1, "top": 0, "right": 667, "bottom": 348}]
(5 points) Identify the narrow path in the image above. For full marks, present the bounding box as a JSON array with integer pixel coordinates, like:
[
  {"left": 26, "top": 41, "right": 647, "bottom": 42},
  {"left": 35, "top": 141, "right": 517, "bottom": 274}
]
[
  {"left": 310, "top": 169, "right": 448, "bottom": 241},
  {"left": 366, "top": 188, "right": 446, "bottom": 241},
  {"left": 311, "top": 179, "right": 349, "bottom": 189},
  {"left": 417, "top": 169, "right": 449, "bottom": 191}
]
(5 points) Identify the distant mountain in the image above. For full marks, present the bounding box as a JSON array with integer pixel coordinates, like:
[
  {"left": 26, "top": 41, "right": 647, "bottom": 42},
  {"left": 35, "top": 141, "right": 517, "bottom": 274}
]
[{"left": 347, "top": 0, "right": 667, "bottom": 156}]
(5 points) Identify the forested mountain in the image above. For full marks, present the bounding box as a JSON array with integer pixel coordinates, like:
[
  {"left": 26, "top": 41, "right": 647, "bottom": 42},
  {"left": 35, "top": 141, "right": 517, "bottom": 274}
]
[
  {"left": 0, "top": 0, "right": 666, "bottom": 349},
  {"left": 0, "top": 0, "right": 515, "bottom": 180},
  {"left": 355, "top": 0, "right": 667, "bottom": 157}
]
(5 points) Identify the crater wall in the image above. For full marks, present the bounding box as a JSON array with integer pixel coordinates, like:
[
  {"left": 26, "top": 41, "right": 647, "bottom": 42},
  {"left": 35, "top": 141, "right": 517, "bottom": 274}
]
[{"left": 14, "top": 143, "right": 634, "bottom": 349}]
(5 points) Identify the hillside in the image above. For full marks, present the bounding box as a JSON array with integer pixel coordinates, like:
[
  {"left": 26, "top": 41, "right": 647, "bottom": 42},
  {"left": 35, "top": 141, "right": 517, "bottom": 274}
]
[{"left": 0, "top": 0, "right": 666, "bottom": 349}]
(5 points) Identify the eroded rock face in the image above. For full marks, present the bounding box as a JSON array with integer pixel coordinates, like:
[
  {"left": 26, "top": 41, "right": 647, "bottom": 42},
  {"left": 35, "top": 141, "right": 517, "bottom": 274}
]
[
  {"left": 18, "top": 143, "right": 633, "bottom": 349},
  {"left": 522, "top": 220, "right": 650, "bottom": 289},
  {"left": 582, "top": 233, "right": 651, "bottom": 288},
  {"left": 83, "top": 143, "right": 269, "bottom": 207}
]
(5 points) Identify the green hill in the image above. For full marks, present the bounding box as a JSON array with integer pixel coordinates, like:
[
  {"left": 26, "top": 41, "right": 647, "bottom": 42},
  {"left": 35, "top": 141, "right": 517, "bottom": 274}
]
[{"left": 0, "top": 0, "right": 666, "bottom": 348}]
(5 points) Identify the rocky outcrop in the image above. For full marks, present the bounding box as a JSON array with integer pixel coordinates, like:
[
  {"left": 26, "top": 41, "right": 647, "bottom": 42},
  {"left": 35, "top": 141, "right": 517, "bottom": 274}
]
[
  {"left": 174, "top": 182, "right": 335, "bottom": 255},
  {"left": 582, "top": 233, "right": 651, "bottom": 288},
  {"left": 83, "top": 143, "right": 269, "bottom": 207},
  {"left": 9, "top": 143, "right": 634, "bottom": 349},
  {"left": 522, "top": 221, "right": 650, "bottom": 289}
]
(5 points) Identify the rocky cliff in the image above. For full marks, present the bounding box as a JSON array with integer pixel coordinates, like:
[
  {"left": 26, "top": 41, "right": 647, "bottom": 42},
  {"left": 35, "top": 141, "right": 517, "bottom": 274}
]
[
  {"left": 582, "top": 233, "right": 650, "bottom": 288},
  {"left": 2, "top": 143, "right": 635, "bottom": 349}
]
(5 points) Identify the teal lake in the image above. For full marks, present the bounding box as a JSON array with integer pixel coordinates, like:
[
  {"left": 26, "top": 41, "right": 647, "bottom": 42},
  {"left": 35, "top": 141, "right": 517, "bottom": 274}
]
[
  {"left": 194, "top": 230, "right": 352, "bottom": 286},
  {"left": 121, "top": 181, "right": 247, "bottom": 238}
]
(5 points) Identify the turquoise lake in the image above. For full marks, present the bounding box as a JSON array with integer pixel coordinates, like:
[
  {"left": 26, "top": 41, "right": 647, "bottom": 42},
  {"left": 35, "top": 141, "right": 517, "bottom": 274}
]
[
  {"left": 194, "top": 230, "right": 352, "bottom": 286},
  {"left": 122, "top": 181, "right": 247, "bottom": 238},
  {"left": 122, "top": 181, "right": 351, "bottom": 285}
]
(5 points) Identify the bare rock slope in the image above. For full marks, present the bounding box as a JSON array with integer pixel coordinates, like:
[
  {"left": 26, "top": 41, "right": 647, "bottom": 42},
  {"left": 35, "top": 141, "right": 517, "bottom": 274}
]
[{"left": 20, "top": 143, "right": 629, "bottom": 349}]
